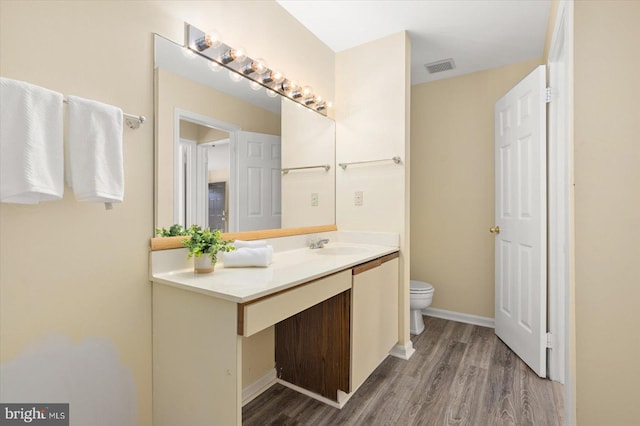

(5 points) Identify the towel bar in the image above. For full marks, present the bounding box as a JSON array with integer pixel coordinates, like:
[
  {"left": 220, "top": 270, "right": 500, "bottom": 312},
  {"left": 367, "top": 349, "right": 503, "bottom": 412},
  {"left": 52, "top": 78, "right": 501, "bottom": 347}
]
[
  {"left": 281, "top": 164, "right": 331, "bottom": 175},
  {"left": 63, "top": 98, "right": 145, "bottom": 129},
  {"left": 338, "top": 156, "right": 402, "bottom": 170}
]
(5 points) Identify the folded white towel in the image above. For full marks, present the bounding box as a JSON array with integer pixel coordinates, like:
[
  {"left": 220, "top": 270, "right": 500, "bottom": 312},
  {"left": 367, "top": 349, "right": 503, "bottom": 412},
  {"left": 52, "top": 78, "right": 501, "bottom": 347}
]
[
  {"left": 234, "top": 240, "right": 268, "bottom": 249},
  {"left": 223, "top": 246, "right": 273, "bottom": 268},
  {"left": 66, "top": 95, "right": 124, "bottom": 206},
  {"left": 0, "top": 77, "right": 64, "bottom": 204}
]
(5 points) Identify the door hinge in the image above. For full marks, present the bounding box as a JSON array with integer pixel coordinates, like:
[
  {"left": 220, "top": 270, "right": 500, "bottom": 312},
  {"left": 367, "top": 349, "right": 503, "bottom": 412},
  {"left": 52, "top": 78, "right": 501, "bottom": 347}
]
[
  {"left": 546, "top": 332, "right": 553, "bottom": 349},
  {"left": 545, "top": 87, "right": 552, "bottom": 104}
]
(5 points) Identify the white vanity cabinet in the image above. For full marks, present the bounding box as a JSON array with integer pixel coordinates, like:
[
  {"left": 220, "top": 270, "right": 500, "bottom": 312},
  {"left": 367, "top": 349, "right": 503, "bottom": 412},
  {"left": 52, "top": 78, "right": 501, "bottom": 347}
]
[
  {"left": 150, "top": 243, "right": 400, "bottom": 425},
  {"left": 350, "top": 252, "right": 400, "bottom": 391}
]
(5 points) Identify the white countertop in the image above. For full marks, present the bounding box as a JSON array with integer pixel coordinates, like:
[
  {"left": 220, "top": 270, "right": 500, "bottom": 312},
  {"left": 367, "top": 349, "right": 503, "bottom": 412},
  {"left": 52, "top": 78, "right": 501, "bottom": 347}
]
[{"left": 151, "top": 242, "right": 399, "bottom": 303}]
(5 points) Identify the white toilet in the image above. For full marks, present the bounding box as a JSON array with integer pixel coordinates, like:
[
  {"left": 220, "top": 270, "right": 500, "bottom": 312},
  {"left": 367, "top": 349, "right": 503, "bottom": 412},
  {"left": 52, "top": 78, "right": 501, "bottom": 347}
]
[{"left": 410, "top": 280, "right": 434, "bottom": 335}]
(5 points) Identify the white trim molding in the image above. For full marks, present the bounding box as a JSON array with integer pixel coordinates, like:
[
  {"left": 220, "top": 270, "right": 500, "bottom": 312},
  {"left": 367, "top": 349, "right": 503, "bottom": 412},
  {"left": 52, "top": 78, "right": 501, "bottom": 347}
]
[
  {"left": 547, "top": 0, "right": 574, "bottom": 424},
  {"left": 389, "top": 341, "right": 416, "bottom": 360},
  {"left": 276, "top": 379, "right": 353, "bottom": 409},
  {"left": 422, "top": 307, "right": 495, "bottom": 328},
  {"left": 242, "top": 369, "right": 277, "bottom": 406}
]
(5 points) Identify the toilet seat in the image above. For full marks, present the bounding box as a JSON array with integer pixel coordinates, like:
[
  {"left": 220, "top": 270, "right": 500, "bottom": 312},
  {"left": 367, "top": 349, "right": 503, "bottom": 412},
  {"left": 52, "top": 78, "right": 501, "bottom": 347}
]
[{"left": 410, "top": 280, "right": 433, "bottom": 294}]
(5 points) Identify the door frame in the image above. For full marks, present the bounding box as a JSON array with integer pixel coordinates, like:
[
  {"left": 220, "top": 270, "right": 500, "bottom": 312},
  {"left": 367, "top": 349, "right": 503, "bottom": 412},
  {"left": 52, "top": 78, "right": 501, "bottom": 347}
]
[
  {"left": 547, "top": 0, "right": 574, "bottom": 423},
  {"left": 173, "top": 109, "right": 240, "bottom": 230},
  {"left": 177, "top": 138, "right": 197, "bottom": 227},
  {"left": 198, "top": 139, "right": 231, "bottom": 231}
]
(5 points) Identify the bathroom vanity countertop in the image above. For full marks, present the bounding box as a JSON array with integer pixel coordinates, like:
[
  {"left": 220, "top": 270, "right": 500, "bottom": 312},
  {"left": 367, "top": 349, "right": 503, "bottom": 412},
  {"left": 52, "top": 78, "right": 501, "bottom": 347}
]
[{"left": 151, "top": 242, "right": 399, "bottom": 303}]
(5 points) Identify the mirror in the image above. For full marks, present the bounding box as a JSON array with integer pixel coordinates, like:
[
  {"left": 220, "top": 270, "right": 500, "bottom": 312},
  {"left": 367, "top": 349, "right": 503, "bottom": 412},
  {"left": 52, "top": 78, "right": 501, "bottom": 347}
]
[{"left": 154, "top": 34, "right": 335, "bottom": 232}]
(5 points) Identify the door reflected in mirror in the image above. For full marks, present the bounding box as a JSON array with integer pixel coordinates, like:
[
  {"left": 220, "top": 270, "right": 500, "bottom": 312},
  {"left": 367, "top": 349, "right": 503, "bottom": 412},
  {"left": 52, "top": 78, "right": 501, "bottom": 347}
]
[
  {"left": 176, "top": 114, "right": 282, "bottom": 233},
  {"left": 154, "top": 34, "right": 335, "bottom": 233},
  {"left": 178, "top": 119, "right": 232, "bottom": 232}
]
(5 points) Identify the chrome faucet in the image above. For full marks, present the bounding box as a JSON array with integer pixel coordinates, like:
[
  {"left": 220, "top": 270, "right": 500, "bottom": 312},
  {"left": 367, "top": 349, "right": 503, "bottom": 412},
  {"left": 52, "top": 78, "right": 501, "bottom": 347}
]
[{"left": 309, "top": 238, "right": 330, "bottom": 249}]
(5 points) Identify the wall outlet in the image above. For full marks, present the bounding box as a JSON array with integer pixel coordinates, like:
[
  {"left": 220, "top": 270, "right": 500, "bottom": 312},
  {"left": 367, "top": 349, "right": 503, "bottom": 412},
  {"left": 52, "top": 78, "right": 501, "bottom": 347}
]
[
  {"left": 311, "top": 193, "right": 319, "bottom": 207},
  {"left": 354, "top": 191, "right": 363, "bottom": 206}
]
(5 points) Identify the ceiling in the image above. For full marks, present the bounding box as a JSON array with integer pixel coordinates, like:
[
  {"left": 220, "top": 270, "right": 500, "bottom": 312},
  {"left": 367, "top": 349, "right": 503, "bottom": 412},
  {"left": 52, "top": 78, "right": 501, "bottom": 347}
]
[{"left": 277, "top": 0, "right": 551, "bottom": 85}]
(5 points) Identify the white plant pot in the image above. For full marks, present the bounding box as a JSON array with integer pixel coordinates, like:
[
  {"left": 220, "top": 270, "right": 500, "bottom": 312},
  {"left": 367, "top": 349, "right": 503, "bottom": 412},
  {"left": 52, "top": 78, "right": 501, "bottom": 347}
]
[{"left": 194, "top": 255, "right": 215, "bottom": 274}]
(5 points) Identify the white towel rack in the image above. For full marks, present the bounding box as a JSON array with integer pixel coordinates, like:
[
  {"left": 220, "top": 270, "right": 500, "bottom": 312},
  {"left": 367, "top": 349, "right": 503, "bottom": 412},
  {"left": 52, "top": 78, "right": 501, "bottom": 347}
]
[
  {"left": 338, "top": 156, "right": 402, "bottom": 170},
  {"left": 63, "top": 98, "right": 145, "bottom": 129},
  {"left": 281, "top": 164, "right": 331, "bottom": 175}
]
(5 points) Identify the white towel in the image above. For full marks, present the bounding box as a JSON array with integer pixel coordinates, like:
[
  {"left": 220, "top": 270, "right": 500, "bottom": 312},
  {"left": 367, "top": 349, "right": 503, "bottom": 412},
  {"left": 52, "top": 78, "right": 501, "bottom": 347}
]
[
  {"left": 0, "top": 77, "right": 64, "bottom": 204},
  {"left": 223, "top": 246, "right": 273, "bottom": 268},
  {"left": 66, "top": 95, "right": 124, "bottom": 206},
  {"left": 234, "top": 240, "right": 268, "bottom": 249}
]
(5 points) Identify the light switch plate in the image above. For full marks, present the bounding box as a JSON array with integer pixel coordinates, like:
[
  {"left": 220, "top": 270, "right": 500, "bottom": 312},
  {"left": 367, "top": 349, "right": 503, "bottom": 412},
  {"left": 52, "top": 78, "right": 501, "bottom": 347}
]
[
  {"left": 354, "top": 191, "right": 363, "bottom": 206},
  {"left": 311, "top": 193, "right": 319, "bottom": 207}
]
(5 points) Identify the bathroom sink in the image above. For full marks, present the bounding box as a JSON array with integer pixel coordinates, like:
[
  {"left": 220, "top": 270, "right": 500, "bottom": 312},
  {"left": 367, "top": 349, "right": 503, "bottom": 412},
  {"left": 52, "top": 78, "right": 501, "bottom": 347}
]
[{"left": 314, "top": 246, "right": 370, "bottom": 256}]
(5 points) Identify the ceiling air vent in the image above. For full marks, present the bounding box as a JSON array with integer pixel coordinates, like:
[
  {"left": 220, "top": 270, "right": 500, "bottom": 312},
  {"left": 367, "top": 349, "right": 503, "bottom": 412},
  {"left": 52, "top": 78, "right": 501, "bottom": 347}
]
[{"left": 424, "top": 58, "right": 455, "bottom": 74}]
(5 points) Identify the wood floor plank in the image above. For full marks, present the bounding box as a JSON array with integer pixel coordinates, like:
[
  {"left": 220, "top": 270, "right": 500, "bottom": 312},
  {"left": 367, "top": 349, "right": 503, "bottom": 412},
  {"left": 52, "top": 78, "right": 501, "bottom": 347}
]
[
  {"left": 438, "top": 364, "right": 488, "bottom": 426},
  {"left": 443, "top": 320, "right": 474, "bottom": 343},
  {"left": 484, "top": 338, "right": 518, "bottom": 425},
  {"left": 242, "top": 317, "right": 563, "bottom": 426},
  {"left": 515, "top": 360, "right": 562, "bottom": 426},
  {"left": 395, "top": 340, "right": 467, "bottom": 425},
  {"left": 460, "top": 324, "right": 496, "bottom": 369},
  {"left": 552, "top": 380, "right": 565, "bottom": 425},
  {"left": 354, "top": 363, "right": 420, "bottom": 425}
]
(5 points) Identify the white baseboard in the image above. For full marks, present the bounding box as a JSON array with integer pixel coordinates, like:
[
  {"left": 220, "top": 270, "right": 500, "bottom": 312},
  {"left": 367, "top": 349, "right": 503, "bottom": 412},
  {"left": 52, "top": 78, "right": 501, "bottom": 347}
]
[
  {"left": 421, "top": 307, "right": 495, "bottom": 328},
  {"left": 389, "top": 341, "right": 416, "bottom": 360},
  {"left": 242, "top": 369, "right": 277, "bottom": 406},
  {"left": 276, "top": 379, "right": 353, "bottom": 409}
]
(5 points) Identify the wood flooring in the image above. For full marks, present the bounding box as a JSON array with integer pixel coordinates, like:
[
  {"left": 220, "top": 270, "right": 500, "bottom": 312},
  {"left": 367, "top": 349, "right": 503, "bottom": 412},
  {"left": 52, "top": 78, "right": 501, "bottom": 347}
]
[{"left": 243, "top": 316, "right": 564, "bottom": 426}]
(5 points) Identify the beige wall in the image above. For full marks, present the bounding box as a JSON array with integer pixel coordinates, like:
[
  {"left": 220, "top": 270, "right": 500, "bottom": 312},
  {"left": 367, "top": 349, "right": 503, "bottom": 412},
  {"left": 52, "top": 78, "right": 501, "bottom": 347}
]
[
  {"left": 281, "top": 98, "right": 335, "bottom": 228},
  {"left": 0, "top": 1, "right": 334, "bottom": 425},
  {"left": 179, "top": 120, "right": 199, "bottom": 141},
  {"left": 573, "top": 1, "right": 640, "bottom": 424},
  {"left": 336, "top": 32, "right": 412, "bottom": 349},
  {"left": 179, "top": 121, "right": 229, "bottom": 144},
  {"left": 156, "top": 68, "right": 281, "bottom": 228},
  {"left": 410, "top": 58, "right": 541, "bottom": 318}
]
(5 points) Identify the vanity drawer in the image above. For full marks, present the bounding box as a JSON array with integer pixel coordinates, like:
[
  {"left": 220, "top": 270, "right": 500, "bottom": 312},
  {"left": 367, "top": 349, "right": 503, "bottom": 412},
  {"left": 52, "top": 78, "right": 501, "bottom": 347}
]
[{"left": 238, "top": 269, "right": 352, "bottom": 337}]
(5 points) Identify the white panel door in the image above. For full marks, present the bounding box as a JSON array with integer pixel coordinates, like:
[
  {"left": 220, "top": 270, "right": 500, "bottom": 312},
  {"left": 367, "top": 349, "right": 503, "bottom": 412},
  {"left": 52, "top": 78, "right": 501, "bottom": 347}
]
[
  {"left": 494, "top": 65, "right": 547, "bottom": 377},
  {"left": 237, "top": 131, "right": 281, "bottom": 231}
]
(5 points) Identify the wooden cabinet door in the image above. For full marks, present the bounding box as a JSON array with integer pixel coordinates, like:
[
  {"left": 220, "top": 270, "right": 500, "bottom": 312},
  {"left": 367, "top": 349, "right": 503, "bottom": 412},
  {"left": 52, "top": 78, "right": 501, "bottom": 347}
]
[
  {"left": 275, "top": 290, "right": 351, "bottom": 401},
  {"left": 351, "top": 255, "right": 399, "bottom": 391}
]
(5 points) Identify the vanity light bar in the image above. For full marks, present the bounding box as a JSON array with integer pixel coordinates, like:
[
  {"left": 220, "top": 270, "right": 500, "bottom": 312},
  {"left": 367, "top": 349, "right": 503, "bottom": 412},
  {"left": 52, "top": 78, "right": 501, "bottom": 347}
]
[{"left": 185, "top": 23, "right": 329, "bottom": 116}]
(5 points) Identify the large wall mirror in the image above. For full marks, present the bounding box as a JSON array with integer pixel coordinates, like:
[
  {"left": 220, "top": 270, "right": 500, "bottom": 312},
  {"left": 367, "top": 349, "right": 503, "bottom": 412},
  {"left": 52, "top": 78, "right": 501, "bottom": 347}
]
[{"left": 154, "top": 34, "right": 335, "bottom": 232}]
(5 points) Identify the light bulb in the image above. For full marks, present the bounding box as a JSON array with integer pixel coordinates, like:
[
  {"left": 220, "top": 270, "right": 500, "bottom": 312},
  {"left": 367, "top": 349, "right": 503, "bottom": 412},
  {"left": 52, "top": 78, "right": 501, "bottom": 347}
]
[
  {"left": 302, "top": 86, "right": 315, "bottom": 105},
  {"left": 260, "top": 69, "right": 284, "bottom": 84},
  {"left": 242, "top": 58, "right": 268, "bottom": 75},
  {"left": 228, "top": 70, "right": 243, "bottom": 82},
  {"left": 220, "top": 46, "right": 247, "bottom": 64},
  {"left": 289, "top": 88, "right": 302, "bottom": 99},
  {"left": 280, "top": 80, "right": 300, "bottom": 97},
  {"left": 326, "top": 101, "right": 333, "bottom": 108},
  {"left": 195, "top": 31, "right": 221, "bottom": 51},
  {"left": 271, "top": 70, "right": 284, "bottom": 83}
]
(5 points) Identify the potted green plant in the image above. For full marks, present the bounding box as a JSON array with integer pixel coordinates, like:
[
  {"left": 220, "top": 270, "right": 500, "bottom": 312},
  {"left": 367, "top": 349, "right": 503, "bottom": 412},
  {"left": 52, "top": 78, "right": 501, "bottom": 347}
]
[
  {"left": 155, "top": 224, "right": 235, "bottom": 273},
  {"left": 182, "top": 225, "right": 235, "bottom": 273},
  {"left": 155, "top": 224, "right": 187, "bottom": 237}
]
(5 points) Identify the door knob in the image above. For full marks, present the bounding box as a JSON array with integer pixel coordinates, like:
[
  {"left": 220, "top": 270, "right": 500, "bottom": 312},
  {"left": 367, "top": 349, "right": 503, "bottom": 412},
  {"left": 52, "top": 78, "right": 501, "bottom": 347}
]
[{"left": 489, "top": 226, "right": 501, "bottom": 234}]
